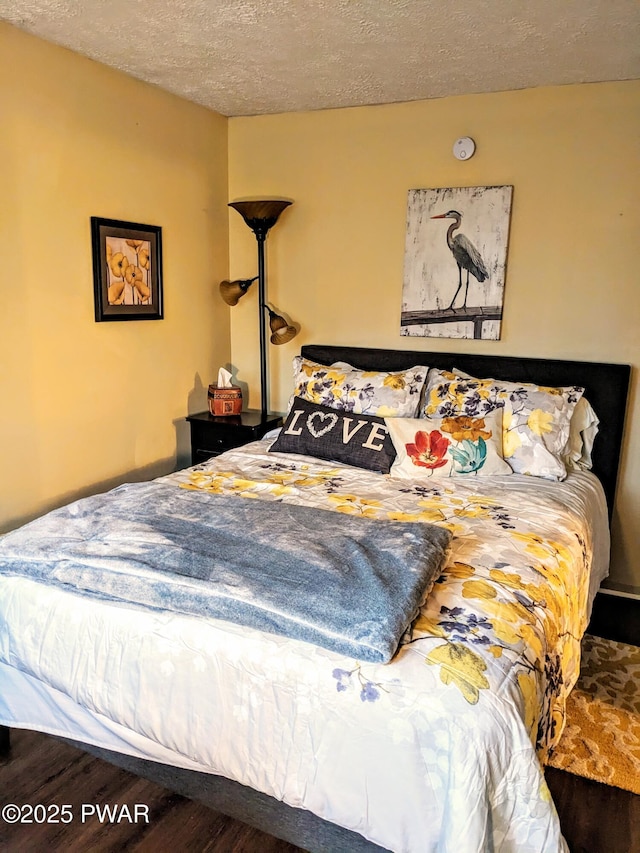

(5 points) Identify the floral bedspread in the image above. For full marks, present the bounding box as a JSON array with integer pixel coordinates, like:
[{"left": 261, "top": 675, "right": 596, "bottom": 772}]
[
  {"left": 175, "top": 441, "right": 596, "bottom": 756},
  {"left": 0, "top": 437, "right": 609, "bottom": 852}
]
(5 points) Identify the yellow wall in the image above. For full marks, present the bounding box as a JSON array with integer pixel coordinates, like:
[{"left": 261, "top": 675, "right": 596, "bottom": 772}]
[
  {"left": 0, "top": 23, "right": 230, "bottom": 531},
  {"left": 228, "top": 81, "right": 640, "bottom": 591}
]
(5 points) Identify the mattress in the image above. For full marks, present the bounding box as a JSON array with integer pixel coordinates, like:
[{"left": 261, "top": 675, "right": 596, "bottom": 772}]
[{"left": 0, "top": 437, "right": 610, "bottom": 852}]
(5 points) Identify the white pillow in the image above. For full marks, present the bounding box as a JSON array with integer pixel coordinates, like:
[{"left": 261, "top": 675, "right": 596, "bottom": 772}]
[
  {"left": 386, "top": 409, "right": 512, "bottom": 480},
  {"left": 563, "top": 396, "right": 599, "bottom": 471}
]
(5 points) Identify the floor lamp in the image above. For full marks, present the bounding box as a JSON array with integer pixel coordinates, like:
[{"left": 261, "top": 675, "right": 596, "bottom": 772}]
[{"left": 220, "top": 200, "right": 296, "bottom": 418}]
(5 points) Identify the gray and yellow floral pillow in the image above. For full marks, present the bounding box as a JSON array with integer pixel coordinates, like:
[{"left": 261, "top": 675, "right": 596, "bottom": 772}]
[
  {"left": 422, "top": 368, "right": 584, "bottom": 480},
  {"left": 290, "top": 357, "right": 429, "bottom": 417}
]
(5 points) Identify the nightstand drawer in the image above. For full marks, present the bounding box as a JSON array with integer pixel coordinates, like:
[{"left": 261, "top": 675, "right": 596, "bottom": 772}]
[
  {"left": 186, "top": 410, "right": 283, "bottom": 466},
  {"left": 192, "top": 444, "right": 231, "bottom": 463},
  {"left": 191, "top": 424, "right": 245, "bottom": 451}
]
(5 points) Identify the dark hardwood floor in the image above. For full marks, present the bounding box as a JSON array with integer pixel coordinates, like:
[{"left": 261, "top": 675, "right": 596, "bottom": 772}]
[
  {"left": 545, "top": 766, "right": 639, "bottom": 853},
  {"left": 0, "top": 728, "right": 304, "bottom": 852},
  {"left": 1, "top": 727, "right": 638, "bottom": 852}
]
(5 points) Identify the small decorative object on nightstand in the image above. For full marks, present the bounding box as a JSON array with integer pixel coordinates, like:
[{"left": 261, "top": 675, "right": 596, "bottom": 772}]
[{"left": 186, "top": 410, "right": 283, "bottom": 466}]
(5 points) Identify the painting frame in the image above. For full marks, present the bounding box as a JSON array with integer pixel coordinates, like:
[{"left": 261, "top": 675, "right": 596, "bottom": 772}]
[
  {"left": 401, "top": 185, "right": 513, "bottom": 341},
  {"left": 91, "top": 217, "right": 163, "bottom": 322}
]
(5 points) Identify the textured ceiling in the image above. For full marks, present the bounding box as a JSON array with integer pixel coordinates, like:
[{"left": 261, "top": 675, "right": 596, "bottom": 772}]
[{"left": 1, "top": 0, "right": 639, "bottom": 116}]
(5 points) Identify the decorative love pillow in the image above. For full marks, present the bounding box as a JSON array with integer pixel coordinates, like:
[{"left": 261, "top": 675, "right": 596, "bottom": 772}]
[
  {"left": 270, "top": 397, "right": 397, "bottom": 473},
  {"left": 385, "top": 410, "right": 512, "bottom": 480},
  {"left": 290, "top": 356, "right": 429, "bottom": 417}
]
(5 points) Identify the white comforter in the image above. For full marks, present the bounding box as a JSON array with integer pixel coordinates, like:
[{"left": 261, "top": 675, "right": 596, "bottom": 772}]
[{"left": 0, "top": 438, "right": 609, "bottom": 852}]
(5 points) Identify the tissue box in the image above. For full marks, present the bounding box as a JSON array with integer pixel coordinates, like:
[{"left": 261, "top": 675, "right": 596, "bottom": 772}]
[{"left": 208, "top": 384, "right": 243, "bottom": 416}]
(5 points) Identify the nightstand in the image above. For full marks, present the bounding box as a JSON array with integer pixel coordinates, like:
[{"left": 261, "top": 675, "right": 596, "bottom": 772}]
[{"left": 186, "top": 410, "right": 283, "bottom": 465}]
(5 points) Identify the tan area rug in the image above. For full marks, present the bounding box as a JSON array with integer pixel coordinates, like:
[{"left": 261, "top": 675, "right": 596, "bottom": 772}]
[{"left": 547, "top": 633, "right": 640, "bottom": 794}]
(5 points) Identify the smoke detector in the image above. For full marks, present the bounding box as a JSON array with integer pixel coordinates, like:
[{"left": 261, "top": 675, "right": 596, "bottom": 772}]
[{"left": 453, "top": 137, "right": 476, "bottom": 161}]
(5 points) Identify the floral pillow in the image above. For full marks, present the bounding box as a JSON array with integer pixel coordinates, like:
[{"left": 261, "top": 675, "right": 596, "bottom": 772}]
[
  {"left": 290, "top": 357, "right": 428, "bottom": 417},
  {"left": 443, "top": 370, "right": 599, "bottom": 470},
  {"left": 385, "top": 410, "right": 511, "bottom": 480},
  {"left": 422, "top": 368, "right": 584, "bottom": 480}
]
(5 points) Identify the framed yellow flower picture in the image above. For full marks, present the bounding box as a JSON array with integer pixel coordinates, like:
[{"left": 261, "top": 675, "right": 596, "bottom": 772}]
[{"left": 91, "top": 217, "right": 163, "bottom": 321}]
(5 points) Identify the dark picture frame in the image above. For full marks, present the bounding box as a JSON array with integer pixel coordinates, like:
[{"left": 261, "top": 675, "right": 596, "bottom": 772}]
[{"left": 91, "top": 217, "right": 163, "bottom": 321}]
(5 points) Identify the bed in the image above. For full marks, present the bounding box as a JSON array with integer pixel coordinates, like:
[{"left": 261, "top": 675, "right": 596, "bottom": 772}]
[{"left": 0, "top": 344, "right": 631, "bottom": 853}]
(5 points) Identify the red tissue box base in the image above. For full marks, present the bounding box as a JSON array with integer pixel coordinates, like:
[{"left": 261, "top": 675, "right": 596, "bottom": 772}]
[{"left": 208, "top": 385, "right": 243, "bottom": 416}]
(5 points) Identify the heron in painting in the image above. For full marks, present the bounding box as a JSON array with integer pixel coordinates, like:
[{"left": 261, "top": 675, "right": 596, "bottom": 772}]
[{"left": 431, "top": 210, "right": 488, "bottom": 309}]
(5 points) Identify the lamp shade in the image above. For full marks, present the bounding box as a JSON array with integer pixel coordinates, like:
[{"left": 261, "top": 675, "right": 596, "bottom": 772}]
[
  {"left": 229, "top": 200, "right": 292, "bottom": 239},
  {"left": 219, "top": 277, "right": 257, "bottom": 306},
  {"left": 267, "top": 308, "right": 297, "bottom": 345}
]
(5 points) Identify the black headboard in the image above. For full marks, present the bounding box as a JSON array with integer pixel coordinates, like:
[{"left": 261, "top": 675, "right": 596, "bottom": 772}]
[{"left": 301, "top": 345, "right": 631, "bottom": 518}]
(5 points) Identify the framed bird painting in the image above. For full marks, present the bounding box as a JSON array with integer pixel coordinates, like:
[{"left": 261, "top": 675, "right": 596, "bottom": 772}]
[{"left": 401, "top": 185, "right": 513, "bottom": 340}]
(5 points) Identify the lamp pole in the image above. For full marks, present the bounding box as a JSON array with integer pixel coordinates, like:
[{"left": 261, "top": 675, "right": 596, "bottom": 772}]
[{"left": 256, "top": 231, "right": 268, "bottom": 418}]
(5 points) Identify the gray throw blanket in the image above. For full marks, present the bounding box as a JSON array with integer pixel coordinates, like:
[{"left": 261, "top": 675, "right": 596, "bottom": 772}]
[{"left": 0, "top": 481, "right": 451, "bottom": 663}]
